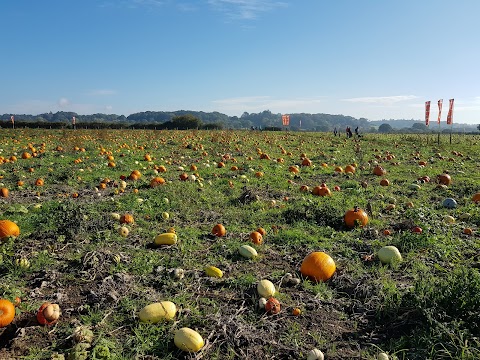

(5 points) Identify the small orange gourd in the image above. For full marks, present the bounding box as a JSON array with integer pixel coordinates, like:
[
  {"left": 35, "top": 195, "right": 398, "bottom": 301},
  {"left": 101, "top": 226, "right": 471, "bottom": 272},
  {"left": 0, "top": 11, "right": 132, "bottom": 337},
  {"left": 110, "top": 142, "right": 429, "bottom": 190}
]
[
  {"left": 212, "top": 224, "right": 226, "bottom": 237},
  {"left": 249, "top": 231, "right": 263, "bottom": 245}
]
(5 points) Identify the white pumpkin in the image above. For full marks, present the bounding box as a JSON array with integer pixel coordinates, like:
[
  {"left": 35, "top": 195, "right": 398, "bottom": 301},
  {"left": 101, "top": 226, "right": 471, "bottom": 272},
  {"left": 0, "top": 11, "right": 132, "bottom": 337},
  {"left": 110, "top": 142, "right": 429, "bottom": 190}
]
[
  {"left": 239, "top": 245, "right": 258, "bottom": 259},
  {"left": 378, "top": 246, "right": 402, "bottom": 264},
  {"left": 307, "top": 348, "right": 324, "bottom": 360},
  {"left": 257, "top": 279, "right": 276, "bottom": 298}
]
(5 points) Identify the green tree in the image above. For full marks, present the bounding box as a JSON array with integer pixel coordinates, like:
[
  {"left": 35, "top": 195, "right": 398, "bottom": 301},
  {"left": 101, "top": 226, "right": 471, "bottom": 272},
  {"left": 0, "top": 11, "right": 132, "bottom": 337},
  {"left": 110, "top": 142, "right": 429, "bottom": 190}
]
[
  {"left": 412, "top": 123, "right": 428, "bottom": 131},
  {"left": 171, "top": 114, "right": 202, "bottom": 129},
  {"left": 378, "top": 123, "right": 394, "bottom": 133}
]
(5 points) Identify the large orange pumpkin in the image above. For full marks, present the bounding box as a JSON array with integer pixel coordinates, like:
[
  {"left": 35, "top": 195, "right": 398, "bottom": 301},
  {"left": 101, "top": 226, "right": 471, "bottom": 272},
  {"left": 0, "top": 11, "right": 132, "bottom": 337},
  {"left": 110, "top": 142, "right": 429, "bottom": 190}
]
[
  {"left": 0, "top": 299, "right": 15, "bottom": 327},
  {"left": 0, "top": 220, "right": 20, "bottom": 240},
  {"left": 344, "top": 206, "right": 369, "bottom": 228},
  {"left": 300, "top": 252, "right": 336, "bottom": 282}
]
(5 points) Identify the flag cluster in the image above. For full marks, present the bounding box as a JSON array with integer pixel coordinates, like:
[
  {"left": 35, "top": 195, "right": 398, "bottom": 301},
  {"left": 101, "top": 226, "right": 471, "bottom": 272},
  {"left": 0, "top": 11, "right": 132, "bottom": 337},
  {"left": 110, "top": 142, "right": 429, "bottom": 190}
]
[
  {"left": 282, "top": 114, "right": 290, "bottom": 126},
  {"left": 425, "top": 99, "right": 454, "bottom": 126}
]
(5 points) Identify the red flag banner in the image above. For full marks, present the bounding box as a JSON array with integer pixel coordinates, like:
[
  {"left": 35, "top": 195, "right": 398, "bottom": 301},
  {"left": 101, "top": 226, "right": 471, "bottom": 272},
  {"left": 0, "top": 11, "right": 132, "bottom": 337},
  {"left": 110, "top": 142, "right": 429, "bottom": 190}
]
[
  {"left": 425, "top": 101, "right": 431, "bottom": 126},
  {"left": 446, "top": 99, "right": 454, "bottom": 125},
  {"left": 437, "top": 99, "right": 443, "bottom": 124},
  {"left": 282, "top": 114, "right": 290, "bottom": 126}
]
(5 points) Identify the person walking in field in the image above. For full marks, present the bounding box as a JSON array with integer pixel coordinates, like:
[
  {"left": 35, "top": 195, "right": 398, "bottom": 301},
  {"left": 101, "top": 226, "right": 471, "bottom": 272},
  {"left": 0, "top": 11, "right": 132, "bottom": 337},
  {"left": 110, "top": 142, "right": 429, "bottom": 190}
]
[{"left": 346, "top": 126, "right": 353, "bottom": 138}]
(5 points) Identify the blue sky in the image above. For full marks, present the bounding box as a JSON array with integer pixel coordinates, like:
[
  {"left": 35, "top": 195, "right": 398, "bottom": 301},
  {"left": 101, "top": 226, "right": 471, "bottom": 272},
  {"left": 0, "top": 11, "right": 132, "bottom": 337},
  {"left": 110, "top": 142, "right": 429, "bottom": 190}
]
[{"left": 1, "top": 0, "right": 479, "bottom": 124}]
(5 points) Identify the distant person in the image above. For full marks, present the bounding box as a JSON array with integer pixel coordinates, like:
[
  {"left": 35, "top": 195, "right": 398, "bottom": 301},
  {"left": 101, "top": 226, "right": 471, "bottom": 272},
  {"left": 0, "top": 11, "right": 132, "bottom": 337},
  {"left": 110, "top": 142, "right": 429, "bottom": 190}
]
[
  {"left": 334, "top": 127, "right": 338, "bottom": 136},
  {"left": 346, "top": 126, "right": 353, "bottom": 138},
  {"left": 355, "top": 126, "right": 359, "bottom": 137}
]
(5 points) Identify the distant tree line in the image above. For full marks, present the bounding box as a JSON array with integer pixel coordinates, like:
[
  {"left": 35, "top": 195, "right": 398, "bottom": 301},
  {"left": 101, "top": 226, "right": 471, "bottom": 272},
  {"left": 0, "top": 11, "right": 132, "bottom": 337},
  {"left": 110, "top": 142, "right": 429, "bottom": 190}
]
[{"left": 1, "top": 110, "right": 478, "bottom": 133}]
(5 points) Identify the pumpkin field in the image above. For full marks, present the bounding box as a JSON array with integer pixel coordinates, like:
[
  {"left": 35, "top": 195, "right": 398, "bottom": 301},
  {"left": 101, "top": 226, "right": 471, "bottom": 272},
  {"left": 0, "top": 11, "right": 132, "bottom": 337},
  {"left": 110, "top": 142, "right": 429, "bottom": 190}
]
[{"left": 1, "top": 128, "right": 480, "bottom": 360}]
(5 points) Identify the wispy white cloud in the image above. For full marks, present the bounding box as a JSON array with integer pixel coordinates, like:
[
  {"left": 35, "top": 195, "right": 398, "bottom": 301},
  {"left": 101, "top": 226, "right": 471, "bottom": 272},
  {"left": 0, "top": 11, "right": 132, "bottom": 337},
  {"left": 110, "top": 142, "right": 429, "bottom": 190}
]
[
  {"left": 58, "top": 98, "right": 70, "bottom": 107},
  {"left": 131, "top": 0, "right": 166, "bottom": 7},
  {"left": 342, "top": 95, "right": 419, "bottom": 104},
  {"left": 208, "top": 0, "right": 288, "bottom": 21}
]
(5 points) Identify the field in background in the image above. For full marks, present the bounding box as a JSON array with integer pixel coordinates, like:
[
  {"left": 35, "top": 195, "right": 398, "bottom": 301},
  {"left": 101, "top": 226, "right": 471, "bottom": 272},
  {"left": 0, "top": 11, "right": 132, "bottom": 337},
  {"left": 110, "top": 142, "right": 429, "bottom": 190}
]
[{"left": 0, "top": 129, "right": 479, "bottom": 360}]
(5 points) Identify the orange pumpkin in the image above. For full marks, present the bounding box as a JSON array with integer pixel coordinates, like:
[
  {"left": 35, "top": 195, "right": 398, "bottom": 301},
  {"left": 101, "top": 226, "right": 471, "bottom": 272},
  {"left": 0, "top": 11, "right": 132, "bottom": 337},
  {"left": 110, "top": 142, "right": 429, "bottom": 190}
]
[
  {"left": 36, "top": 302, "right": 61, "bottom": 326},
  {"left": 299, "top": 185, "right": 309, "bottom": 192},
  {"left": 471, "top": 193, "right": 480, "bottom": 203},
  {"left": 265, "top": 297, "right": 281, "bottom": 314},
  {"left": 212, "top": 224, "right": 226, "bottom": 237},
  {"left": 379, "top": 178, "right": 390, "bottom": 186},
  {"left": 291, "top": 308, "right": 301, "bottom": 316},
  {"left": 288, "top": 166, "right": 299, "bottom": 174},
  {"left": 437, "top": 173, "right": 452, "bottom": 185},
  {"left": 0, "top": 299, "right": 15, "bottom": 327},
  {"left": 312, "top": 185, "right": 331, "bottom": 197},
  {"left": 344, "top": 165, "right": 356, "bottom": 174},
  {"left": 256, "top": 227, "right": 267, "bottom": 236},
  {"left": 300, "top": 251, "right": 336, "bottom": 282},
  {"left": 35, "top": 178, "right": 44, "bottom": 186},
  {"left": 0, "top": 220, "right": 20, "bottom": 240},
  {"left": 120, "top": 214, "right": 134, "bottom": 224},
  {"left": 344, "top": 206, "right": 369, "bottom": 228},
  {"left": 0, "top": 188, "right": 9, "bottom": 198},
  {"left": 249, "top": 231, "right": 263, "bottom": 245},
  {"left": 373, "top": 165, "right": 386, "bottom": 176},
  {"left": 301, "top": 158, "right": 312, "bottom": 166},
  {"left": 150, "top": 177, "right": 166, "bottom": 187}
]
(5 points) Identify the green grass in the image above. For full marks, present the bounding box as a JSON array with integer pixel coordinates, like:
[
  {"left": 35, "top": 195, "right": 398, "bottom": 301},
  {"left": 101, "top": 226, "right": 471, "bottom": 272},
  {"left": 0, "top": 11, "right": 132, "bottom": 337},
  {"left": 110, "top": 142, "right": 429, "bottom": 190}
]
[{"left": 0, "top": 129, "right": 479, "bottom": 359}]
